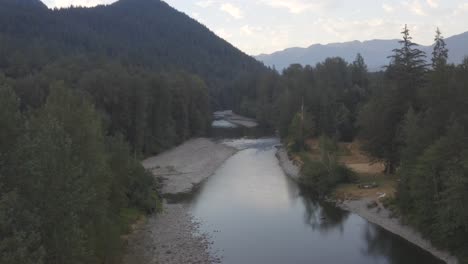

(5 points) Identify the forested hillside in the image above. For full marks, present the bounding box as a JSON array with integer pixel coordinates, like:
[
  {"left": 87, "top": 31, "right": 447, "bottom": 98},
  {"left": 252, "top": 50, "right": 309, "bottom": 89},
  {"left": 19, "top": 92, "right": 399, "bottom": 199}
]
[
  {"left": 0, "top": 0, "right": 265, "bottom": 107},
  {"left": 241, "top": 26, "right": 468, "bottom": 262},
  {"left": 0, "top": 0, "right": 265, "bottom": 263}
]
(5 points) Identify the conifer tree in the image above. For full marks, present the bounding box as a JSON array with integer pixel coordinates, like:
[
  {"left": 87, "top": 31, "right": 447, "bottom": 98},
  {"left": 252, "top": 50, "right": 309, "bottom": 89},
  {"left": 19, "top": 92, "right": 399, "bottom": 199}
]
[{"left": 432, "top": 28, "right": 448, "bottom": 70}]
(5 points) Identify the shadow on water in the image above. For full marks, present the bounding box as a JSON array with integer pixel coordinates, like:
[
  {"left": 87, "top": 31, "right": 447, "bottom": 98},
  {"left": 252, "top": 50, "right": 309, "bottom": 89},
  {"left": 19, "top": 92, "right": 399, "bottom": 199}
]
[
  {"left": 298, "top": 185, "right": 351, "bottom": 235},
  {"left": 361, "top": 223, "right": 444, "bottom": 264}
]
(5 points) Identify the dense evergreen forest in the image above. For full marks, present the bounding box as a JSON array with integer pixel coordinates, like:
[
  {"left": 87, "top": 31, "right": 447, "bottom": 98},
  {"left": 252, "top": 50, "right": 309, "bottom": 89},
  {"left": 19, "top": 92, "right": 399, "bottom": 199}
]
[
  {"left": 0, "top": 0, "right": 265, "bottom": 107},
  {"left": 0, "top": 0, "right": 266, "bottom": 263},
  {"left": 1, "top": 0, "right": 467, "bottom": 262},
  {"left": 243, "top": 26, "right": 468, "bottom": 262}
]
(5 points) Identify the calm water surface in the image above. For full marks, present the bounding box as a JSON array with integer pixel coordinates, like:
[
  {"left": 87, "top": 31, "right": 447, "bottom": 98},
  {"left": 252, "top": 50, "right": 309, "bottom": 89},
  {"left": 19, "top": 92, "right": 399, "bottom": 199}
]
[{"left": 188, "top": 138, "right": 443, "bottom": 264}]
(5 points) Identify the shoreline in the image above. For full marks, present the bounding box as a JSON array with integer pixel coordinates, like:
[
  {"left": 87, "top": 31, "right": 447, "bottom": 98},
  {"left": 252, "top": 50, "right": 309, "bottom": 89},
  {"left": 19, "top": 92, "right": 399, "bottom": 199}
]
[
  {"left": 142, "top": 138, "right": 237, "bottom": 195},
  {"left": 275, "top": 146, "right": 301, "bottom": 181},
  {"left": 275, "top": 147, "right": 458, "bottom": 264},
  {"left": 124, "top": 138, "right": 236, "bottom": 264},
  {"left": 123, "top": 202, "right": 221, "bottom": 264},
  {"left": 337, "top": 198, "right": 458, "bottom": 264}
]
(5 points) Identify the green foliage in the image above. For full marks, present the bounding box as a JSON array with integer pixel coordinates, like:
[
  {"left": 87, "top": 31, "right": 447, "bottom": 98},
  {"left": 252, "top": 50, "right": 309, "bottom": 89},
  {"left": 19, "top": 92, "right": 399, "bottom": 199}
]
[
  {"left": 432, "top": 28, "right": 448, "bottom": 70},
  {"left": 0, "top": 84, "right": 44, "bottom": 264},
  {"left": 0, "top": 84, "right": 161, "bottom": 263},
  {"left": 299, "top": 136, "right": 356, "bottom": 196},
  {"left": 0, "top": 191, "right": 44, "bottom": 264},
  {"left": 17, "top": 84, "right": 117, "bottom": 263},
  {"left": 397, "top": 122, "right": 468, "bottom": 256},
  {"left": 359, "top": 25, "right": 428, "bottom": 174},
  {"left": 119, "top": 208, "right": 144, "bottom": 234},
  {"left": 106, "top": 135, "right": 160, "bottom": 214},
  {"left": 0, "top": 1, "right": 231, "bottom": 262},
  {"left": 391, "top": 28, "right": 468, "bottom": 260},
  {"left": 286, "top": 109, "right": 316, "bottom": 153}
]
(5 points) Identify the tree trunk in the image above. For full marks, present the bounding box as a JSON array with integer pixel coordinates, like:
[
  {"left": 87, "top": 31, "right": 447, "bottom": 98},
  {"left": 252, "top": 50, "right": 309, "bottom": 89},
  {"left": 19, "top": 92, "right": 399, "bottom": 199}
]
[{"left": 384, "top": 161, "right": 396, "bottom": 174}]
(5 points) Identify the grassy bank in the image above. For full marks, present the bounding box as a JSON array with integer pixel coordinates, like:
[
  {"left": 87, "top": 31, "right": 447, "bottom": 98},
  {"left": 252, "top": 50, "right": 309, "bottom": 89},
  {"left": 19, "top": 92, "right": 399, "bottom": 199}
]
[{"left": 291, "top": 136, "right": 356, "bottom": 196}]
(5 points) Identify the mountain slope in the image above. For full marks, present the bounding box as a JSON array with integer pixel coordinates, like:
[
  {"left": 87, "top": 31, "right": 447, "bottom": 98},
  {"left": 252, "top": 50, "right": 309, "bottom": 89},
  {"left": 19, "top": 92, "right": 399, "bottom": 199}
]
[
  {"left": 256, "top": 32, "right": 468, "bottom": 71},
  {"left": 0, "top": 0, "right": 265, "bottom": 101}
]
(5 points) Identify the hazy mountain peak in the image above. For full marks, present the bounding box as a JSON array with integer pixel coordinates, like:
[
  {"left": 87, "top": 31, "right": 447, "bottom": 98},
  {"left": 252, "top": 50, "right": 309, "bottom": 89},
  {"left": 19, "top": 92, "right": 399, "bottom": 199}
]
[{"left": 256, "top": 32, "right": 468, "bottom": 71}]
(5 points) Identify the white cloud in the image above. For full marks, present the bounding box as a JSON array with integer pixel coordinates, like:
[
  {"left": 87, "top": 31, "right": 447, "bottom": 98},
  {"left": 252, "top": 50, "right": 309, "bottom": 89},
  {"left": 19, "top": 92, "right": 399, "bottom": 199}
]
[
  {"left": 426, "top": 0, "right": 438, "bottom": 8},
  {"left": 240, "top": 25, "right": 254, "bottom": 36},
  {"left": 312, "top": 17, "right": 402, "bottom": 43},
  {"left": 215, "top": 28, "right": 233, "bottom": 40},
  {"left": 404, "top": 0, "right": 428, "bottom": 16},
  {"left": 452, "top": 2, "right": 468, "bottom": 16},
  {"left": 258, "top": 0, "right": 336, "bottom": 14},
  {"left": 220, "top": 3, "right": 244, "bottom": 19},
  {"left": 459, "top": 3, "right": 468, "bottom": 11},
  {"left": 195, "top": 0, "right": 215, "bottom": 8},
  {"left": 382, "top": 3, "right": 395, "bottom": 13}
]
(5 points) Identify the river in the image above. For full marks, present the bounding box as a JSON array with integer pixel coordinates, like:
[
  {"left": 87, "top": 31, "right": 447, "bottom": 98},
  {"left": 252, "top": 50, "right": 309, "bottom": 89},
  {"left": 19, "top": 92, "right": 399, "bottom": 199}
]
[{"left": 185, "top": 138, "right": 443, "bottom": 264}]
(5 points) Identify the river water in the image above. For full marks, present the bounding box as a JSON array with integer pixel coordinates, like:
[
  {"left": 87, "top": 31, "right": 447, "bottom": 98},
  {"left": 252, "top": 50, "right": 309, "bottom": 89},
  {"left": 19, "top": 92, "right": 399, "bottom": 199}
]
[{"left": 187, "top": 138, "right": 443, "bottom": 264}]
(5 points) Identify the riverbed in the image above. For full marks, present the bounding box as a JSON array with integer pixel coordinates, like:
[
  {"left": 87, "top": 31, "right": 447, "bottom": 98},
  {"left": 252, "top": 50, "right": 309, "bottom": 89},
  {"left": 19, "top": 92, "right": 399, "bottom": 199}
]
[{"left": 186, "top": 138, "right": 443, "bottom": 264}]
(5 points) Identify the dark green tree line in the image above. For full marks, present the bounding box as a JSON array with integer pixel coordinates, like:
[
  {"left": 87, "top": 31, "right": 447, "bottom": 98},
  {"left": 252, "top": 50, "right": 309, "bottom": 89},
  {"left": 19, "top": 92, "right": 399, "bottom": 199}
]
[{"left": 359, "top": 27, "right": 468, "bottom": 261}]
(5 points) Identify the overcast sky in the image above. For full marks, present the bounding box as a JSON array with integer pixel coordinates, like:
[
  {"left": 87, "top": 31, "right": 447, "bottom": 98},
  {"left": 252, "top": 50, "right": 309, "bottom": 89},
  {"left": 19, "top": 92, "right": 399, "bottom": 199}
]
[{"left": 41, "top": 0, "right": 468, "bottom": 55}]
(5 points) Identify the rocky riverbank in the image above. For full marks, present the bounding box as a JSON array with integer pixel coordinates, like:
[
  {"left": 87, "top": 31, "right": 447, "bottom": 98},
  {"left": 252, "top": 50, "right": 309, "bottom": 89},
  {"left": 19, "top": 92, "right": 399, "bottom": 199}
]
[
  {"left": 338, "top": 198, "right": 458, "bottom": 264},
  {"left": 142, "top": 138, "right": 236, "bottom": 195},
  {"left": 123, "top": 203, "right": 221, "bottom": 264},
  {"left": 275, "top": 146, "right": 300, "bottom": 181},
  {"left": 124, "top": 138, "right": 236, "bottom": 264}
]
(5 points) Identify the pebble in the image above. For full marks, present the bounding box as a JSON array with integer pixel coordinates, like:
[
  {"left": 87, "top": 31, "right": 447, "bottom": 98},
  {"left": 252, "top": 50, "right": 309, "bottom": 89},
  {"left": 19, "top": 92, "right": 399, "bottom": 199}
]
[{"left": 122, "top": 202, "right": 220, "bottom": 264}]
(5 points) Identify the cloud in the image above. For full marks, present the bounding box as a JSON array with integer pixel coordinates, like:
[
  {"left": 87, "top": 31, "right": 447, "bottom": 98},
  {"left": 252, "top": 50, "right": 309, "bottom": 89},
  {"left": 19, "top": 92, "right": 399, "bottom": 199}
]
[
  {"left": 220, "top": 3, "right": 244, "bottom": 19},
  {"left": 240, "top": 25, "right": 254, "bottom": 36},
  {"left": 258, "top": 0, "right": 336, "bottom": 14},
  {"left": 313, "top": 17, "right": 402, "bottom": 43},
  {"left": 426, "top": 0, "right": 438, "bottom": 8},
  {"left": 240, "top": 25, "right": 264, "bottom": 36},
  {"left": 195, "top": 0, "right": 215, "bottom": 8},
  {"left": 404, "top": 0, "right": 427, "bottom": 16},
  {"left": 459, "top": 3, "right": 468, "bottom": 12},
  {"left": 215, "top": 28, "right": 233, "bottom": 40},
  {"left": 382, "top": 3, "right": 395, "bottom": 13}
]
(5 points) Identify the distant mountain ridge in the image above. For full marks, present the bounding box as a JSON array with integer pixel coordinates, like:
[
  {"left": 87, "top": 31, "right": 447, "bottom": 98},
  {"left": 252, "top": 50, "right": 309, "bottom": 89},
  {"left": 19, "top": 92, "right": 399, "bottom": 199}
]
[{"left": 256, "top": 31, "right": 468, "bottom": 71}]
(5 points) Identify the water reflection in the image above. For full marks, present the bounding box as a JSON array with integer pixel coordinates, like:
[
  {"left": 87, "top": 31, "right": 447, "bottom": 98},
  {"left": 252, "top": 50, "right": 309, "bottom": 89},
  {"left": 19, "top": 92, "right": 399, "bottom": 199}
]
[
  {"left": 188, "top": 138, "right": 443, "bottom": 264},
  {"left": 361, "top": 224, "right": 444, "bottom": 264},
  {"left": 298, "top": 188, "right": 350, "bottom": 235}
]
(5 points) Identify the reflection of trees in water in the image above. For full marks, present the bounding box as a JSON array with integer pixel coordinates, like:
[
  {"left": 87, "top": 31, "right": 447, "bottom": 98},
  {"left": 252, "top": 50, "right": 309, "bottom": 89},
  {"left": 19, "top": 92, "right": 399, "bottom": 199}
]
[
  {"left": 298, "top": 186, "right": 350, "bottom": 234},
  {"left": 361, "top": 224, "right": 443, "bottom": 264}
]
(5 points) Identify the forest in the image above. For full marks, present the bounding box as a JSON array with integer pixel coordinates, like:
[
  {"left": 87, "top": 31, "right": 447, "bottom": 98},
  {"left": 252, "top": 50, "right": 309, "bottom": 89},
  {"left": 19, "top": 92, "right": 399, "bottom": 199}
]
[
  {"left": 1, "top": 0, "right": 467, "bottom": 262},
  {"left": 0, "top": 19, "right": 217, "bottom": 264},
  {"left": 0, "top": 0, "right": 257, "bottom": 263},
  {"left": 241, "top": 26, "right": 468, "bottom": 261}
]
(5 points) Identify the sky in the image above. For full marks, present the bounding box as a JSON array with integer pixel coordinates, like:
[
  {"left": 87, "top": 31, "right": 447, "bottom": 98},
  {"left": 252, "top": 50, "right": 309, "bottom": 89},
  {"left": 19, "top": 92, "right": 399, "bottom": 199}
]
[{"left": 41, "top": 0, "right": 468, "bottom": 55}]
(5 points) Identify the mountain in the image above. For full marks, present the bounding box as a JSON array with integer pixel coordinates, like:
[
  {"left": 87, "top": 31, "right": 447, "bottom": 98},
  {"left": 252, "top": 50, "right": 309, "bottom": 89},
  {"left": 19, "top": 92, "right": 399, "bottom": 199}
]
[
  {"left": 0, "top": 0, "right": 265, "bottom": 102},
  {"left": 256, "top": 32, "right": 468, "bottom": 71}
]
